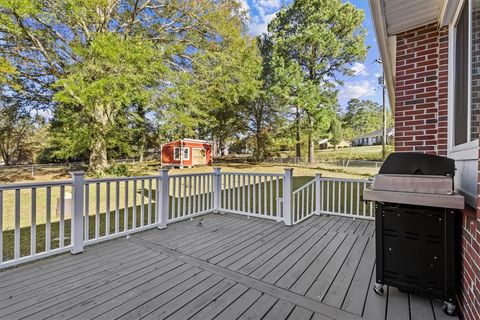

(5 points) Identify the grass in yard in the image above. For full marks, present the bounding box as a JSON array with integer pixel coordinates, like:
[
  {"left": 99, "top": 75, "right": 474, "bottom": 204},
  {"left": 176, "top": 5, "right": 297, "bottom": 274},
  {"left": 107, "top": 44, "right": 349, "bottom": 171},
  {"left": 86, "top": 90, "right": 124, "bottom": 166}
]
[{"left": 316, "top": 145, "right": 386, "bottom": 161}]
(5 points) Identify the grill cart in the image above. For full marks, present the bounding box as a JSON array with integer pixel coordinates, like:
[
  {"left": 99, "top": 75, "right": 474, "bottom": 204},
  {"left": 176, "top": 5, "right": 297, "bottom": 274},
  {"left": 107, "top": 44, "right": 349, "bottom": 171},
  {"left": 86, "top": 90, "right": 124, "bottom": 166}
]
[{"left": 363, "top": 153, "right": 464, "bottom": 316}]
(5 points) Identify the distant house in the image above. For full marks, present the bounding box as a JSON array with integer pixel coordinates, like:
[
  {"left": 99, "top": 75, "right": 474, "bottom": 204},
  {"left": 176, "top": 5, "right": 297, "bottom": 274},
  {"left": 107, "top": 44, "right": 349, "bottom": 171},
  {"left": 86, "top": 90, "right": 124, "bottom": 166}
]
[
  {"left": 352, "top": 128, "right": 394, "bottom": 146},
  {"left": 161, "top": 139, "right": 212, "bottom": 168},
  {"left": 319, "top": 138, "right": 351, "bottom": 149}
]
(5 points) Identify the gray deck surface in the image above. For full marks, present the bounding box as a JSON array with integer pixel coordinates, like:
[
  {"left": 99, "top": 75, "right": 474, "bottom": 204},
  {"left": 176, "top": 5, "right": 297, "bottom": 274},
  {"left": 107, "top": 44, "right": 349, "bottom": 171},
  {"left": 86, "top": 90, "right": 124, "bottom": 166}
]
[{"left": 0, "top": 213, "right": 456, "bottom": 320}]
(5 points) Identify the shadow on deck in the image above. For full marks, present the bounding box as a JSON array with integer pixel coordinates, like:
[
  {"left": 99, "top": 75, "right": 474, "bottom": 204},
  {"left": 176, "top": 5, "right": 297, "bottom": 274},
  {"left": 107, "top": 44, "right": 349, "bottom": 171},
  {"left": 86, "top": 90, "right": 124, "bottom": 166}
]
[{"left": 0, "top": 214, "right": 456, "bottom": 320}]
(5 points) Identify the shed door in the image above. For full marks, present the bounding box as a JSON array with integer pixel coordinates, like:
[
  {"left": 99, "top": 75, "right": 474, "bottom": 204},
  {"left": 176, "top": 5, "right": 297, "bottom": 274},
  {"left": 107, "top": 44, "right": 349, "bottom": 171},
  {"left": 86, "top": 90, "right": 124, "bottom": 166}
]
[{"left": 192, "top": 149, "right": 206, "bottom": 165}]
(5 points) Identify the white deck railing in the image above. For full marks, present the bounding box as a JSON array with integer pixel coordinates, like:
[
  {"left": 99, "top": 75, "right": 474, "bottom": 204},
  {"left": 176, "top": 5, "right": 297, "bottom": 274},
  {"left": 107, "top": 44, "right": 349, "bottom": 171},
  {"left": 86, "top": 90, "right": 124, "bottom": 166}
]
[
  {"left": 0, "top": 168, "right": 372, "bottom": 269},
  {"left": 318, "top": 177, "right": 374, "bottom": 220},
  {"left": 219, "top": 172, "right": 284, "bottom": 222},
  {"left": 292, "top": 178, "right": 317, "bottom": 224}
]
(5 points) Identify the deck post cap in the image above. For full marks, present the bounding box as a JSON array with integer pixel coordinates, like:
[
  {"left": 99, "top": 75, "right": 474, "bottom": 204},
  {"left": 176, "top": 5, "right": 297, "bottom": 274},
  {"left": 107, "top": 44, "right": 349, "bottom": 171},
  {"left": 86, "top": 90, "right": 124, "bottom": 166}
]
[{"left": 70, "top": 171, "right": 86, "bottom": 176}]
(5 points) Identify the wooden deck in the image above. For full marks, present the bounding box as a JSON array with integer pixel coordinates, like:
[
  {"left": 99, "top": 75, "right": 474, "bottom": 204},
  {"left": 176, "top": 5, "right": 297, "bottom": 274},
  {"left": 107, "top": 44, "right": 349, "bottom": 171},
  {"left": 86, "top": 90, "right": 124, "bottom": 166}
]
[{"left": 0, "top": 213, "right": 456, "bottom": 320}]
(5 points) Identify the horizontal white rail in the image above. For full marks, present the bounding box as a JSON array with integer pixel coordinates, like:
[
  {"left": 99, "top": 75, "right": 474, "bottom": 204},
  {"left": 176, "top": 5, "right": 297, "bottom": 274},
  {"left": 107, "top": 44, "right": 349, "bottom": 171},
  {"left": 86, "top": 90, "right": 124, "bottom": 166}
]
[{"left": 319, "top": 177, "right": 374, "bottom": 220}]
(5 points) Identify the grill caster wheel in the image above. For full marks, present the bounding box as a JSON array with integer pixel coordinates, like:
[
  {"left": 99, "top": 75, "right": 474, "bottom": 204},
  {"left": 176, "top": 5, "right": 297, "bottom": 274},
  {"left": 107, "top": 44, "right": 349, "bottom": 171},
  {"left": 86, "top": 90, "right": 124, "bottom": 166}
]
[
  {"left": 443, "top": 301, "right": 457, "bottom": 316},
  {"left": 373, "top": 283, "right": 384, "bottom": 295}
]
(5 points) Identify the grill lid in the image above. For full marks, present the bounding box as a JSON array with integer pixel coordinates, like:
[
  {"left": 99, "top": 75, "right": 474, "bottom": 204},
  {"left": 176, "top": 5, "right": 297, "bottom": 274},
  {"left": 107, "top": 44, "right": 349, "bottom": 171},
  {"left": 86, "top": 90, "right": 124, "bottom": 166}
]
[{"left": 379, "top": 153, "right": 455, "bottom": 177}]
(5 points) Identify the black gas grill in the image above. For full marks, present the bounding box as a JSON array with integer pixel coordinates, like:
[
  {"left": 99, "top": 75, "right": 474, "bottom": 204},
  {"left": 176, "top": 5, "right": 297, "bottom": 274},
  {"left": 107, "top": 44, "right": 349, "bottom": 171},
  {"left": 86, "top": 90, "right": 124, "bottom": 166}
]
[{"left": 363, "top": 153, "right": 464, "bottom": 316}]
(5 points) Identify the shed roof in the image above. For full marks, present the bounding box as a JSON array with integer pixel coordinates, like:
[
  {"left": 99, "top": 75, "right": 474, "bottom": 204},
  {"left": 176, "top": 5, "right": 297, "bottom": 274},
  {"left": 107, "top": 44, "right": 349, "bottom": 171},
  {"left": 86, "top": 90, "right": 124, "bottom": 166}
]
[{"left": 161, "top": 139, "right": 212, "bottom": 146}]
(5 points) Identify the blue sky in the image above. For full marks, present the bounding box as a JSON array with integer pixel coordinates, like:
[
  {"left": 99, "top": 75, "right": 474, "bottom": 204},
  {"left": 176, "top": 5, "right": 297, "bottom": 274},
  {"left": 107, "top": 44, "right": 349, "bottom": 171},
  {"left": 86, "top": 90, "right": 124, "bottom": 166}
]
[{"left": 240, "top": 0, "right": 389, "bottom": 111}]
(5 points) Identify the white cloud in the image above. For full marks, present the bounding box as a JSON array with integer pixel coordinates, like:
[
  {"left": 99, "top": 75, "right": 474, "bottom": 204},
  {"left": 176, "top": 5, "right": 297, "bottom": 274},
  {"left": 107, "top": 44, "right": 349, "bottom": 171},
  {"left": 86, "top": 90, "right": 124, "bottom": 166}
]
[
  {"left": 351, "top": 62, "right": 369, "bottom": 76},
  {"left": 245, "top": 0, "right": 284, "bottom": 35},
  {"left": 30, "top": 109, "right": 52, "bottom": 119},
  {"left": 238, "top": 0, "right": 250, "bottom": 15},
  {"left": 338, "top": 80, "right": 376, "bottom": 101},
  {"left": 253, "top": 0, "right": 282, "bottom": 9},
  {"left": 249, "top": 12, "right": 278, "bottom": 35}
]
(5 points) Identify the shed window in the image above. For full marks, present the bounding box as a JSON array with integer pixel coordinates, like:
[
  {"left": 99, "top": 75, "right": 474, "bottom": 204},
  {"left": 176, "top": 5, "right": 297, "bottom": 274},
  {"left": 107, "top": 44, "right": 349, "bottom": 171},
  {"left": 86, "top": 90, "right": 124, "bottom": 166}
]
[
  {"left": 183, "top": 147, "right": 190, "bottom": 160},
  {"left": 173, "top": 147, "right": 181, "bottom": 160}
]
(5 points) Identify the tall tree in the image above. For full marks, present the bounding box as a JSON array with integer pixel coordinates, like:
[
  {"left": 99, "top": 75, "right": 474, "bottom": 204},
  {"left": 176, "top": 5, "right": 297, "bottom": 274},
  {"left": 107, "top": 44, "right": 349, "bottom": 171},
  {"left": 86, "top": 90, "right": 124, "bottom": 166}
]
[
  {"left": 158, "top": 2, "right": 262, "bottom": 153},
  {"left": 343, "top": 98, "right": 389, "bottom": 139},
  {"left": 268, "top": 0, "right": 367, "bottom": 163},
  {"left": 0, "top": 97, "right": 34, "bottom": 165},
  {"left": 241, "top": 35, "right": 285, "bottom": 161},
  {"left": 328, "top": 114, "right": 343, "bottom": 150},
  {"left": 0, "top": 0, "right": 256, "bottom": 172}
]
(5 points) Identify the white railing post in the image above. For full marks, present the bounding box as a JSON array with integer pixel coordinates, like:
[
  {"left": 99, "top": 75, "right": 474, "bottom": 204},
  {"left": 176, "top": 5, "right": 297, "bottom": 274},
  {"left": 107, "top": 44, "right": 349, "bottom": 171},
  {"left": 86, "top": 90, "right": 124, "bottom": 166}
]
[
  {"left": 283, "top": 168, "right": 294, "bottom": 226},
  {"left": 213, "top": 167, "right": 221, "bottom": 213},
  {"left": 71, "top": 171, "right": 85, "bottom": 254},
  {"left": 315, "top": 173, "right": 322, "bottom": 215},
  {"left": 157, "top": 169, "right": 170, "bottom": 229}
]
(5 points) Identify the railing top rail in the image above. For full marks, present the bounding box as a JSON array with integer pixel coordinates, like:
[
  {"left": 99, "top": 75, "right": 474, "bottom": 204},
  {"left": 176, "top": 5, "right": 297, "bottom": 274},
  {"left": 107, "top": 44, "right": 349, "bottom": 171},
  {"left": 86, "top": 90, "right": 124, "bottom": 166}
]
[
  {"left": 220, "top": 172, "right": 284, "bottom": 177},
  {"left": 293, "top": 179, "right": 315, "bottom": 194},
  {"left": 319, "top": 177, "right": 372, "bottom": 183},
  {"left": 85, "top": 175, "right": 160, "bottom": 183},
  {"left": 169, "top": 172, "right": 214, "bottom": 178},
  {"left": 0, "top": 180, "right": 72, "bottom": 190}
]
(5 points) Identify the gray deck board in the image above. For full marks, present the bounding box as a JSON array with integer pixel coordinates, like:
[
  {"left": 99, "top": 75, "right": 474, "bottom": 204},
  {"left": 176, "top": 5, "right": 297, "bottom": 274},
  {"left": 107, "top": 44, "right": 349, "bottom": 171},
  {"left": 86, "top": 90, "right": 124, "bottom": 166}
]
[
  {"left": 274, "top": 231, "right": 337, "bottom": 290},
  {"left": 262, "top": 300, "right": 296, "bottom": 320},
  {"left": 340, "top": 237, "right": 375, "bottom": 315},
  {"left": 286, "top": 306, "right": 314, "bottom": 320},
  {"left": 0, "top": 246, "right": 154, "bottom": 303},
  {"left": 203, "top": 222, "right": 285, "bottom": 264},
  {"left": 1, "top": 250, "right": 169, "bottom": 313},
  {"left": 140, "top": 273, "right": 225, "bottom": 320},
  {"left": 410, "top": 294, "right": 435, "bottom": 320},
  {"left": 214, "top": 288, "right": 263, "bottom": 320},
  {"left": 304, "top": 233, "right": 358, "bottom": 301},
  {"left": 386, "top": 287, "right": 410, "bottom": 320},
  {"left": 50, "top": 259, "right": 187, "bottom": 320},
  {"left": 237, "top": 294, "right": 279, "bottom": 320},
  {"left": 0, "top": 213, "right": 456, "bottom": 320},
  {"left": 322, "top": 235, "right": 370, "bottom": 307},
  {"left": 166, "top": 279, "right": 236, "bottom": 320}
]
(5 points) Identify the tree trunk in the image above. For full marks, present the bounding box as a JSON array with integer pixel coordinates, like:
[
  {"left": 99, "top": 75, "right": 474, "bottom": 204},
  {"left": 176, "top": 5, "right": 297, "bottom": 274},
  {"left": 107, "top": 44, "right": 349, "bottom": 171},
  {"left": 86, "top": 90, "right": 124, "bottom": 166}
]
[
  {"left": 295, "top": 106, "right": 301, "bottom": 163},
  {"left": 308, "top": 135, "right": 315, "bottom": 164},
  {"left": 89, "top": 104, "right": 109, "bottom": 173},
  {"left": 137, "top": 105, "right": 146, "bottom": 162},
  {"left": 89, "top": 135, "right": 108, "bottom": 173}
]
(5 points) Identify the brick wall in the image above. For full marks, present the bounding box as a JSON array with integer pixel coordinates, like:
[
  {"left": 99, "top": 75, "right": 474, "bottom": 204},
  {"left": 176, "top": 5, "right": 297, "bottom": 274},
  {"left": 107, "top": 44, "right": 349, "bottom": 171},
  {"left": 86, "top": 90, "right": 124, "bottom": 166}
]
[
  {"left": 394, "top": 22, "right": 480, "bottom": 320},
  {"left": 459, "top": 4, "right": 480, "bottom": 320},
  {"left": 458, "top": 206, "right": 480, "bottom": 320},
  {"left": 394, "top": 24, "right": 448, "bottom": 155}
]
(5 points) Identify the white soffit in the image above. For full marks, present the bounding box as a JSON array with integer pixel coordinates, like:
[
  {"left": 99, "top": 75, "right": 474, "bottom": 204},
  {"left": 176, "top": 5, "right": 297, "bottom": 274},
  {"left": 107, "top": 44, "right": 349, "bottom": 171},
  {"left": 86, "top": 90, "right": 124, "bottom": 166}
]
[{"left": 384, "top": 0, "right": 443, "bottom": 35}]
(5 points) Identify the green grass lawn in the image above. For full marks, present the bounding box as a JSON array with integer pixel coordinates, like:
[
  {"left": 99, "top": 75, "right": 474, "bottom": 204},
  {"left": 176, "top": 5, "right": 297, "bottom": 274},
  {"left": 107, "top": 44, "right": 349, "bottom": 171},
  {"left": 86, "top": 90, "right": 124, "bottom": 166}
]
[{"left": 316, "top": 145, "right": 386, "bottom": 161}]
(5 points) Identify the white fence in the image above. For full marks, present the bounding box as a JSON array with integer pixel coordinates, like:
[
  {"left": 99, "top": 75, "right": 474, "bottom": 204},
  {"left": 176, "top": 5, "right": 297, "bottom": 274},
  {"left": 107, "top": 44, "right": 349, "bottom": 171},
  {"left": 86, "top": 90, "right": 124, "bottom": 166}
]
[
  {"left": 0, "top": 168, "right": 372, "bottom": 269},
  {"left": 219, "top": 172, "right": 284, "bottom": 222},
  {"left": 318, "top": 177, "right": 374, "bottom": 219}
]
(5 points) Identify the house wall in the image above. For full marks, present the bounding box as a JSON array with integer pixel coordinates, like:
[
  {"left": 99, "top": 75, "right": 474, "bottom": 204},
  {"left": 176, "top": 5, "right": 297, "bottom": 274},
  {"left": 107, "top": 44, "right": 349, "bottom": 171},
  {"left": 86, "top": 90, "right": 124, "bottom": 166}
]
[
  {"left": 394, "top": 22, "right": 480, "bottom": 320},
  {"left": 394, "top": 23, "right": 449, "bottom": 155}
]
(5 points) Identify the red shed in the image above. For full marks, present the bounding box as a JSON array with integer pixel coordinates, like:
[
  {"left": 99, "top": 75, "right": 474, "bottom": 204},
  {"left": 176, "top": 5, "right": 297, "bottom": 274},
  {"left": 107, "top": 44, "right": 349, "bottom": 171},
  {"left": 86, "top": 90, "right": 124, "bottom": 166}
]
[{"left": 161, "top": 139, "right": 213, "bottom": 168}]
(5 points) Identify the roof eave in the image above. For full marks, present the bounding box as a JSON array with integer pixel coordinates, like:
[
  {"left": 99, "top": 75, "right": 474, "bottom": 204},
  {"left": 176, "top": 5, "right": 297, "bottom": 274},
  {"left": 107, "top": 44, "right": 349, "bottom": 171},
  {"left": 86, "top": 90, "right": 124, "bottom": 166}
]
[{"left": 368, "top": 0, "right": 396, "bottom": 112}]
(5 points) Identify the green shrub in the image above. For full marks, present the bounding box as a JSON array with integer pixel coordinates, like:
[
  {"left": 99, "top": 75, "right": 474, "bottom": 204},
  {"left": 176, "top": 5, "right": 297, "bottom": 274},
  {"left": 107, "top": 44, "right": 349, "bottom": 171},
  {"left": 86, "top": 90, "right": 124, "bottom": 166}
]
[{"left": 104, "top": 163, "right": 130, "bottom": 177}]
